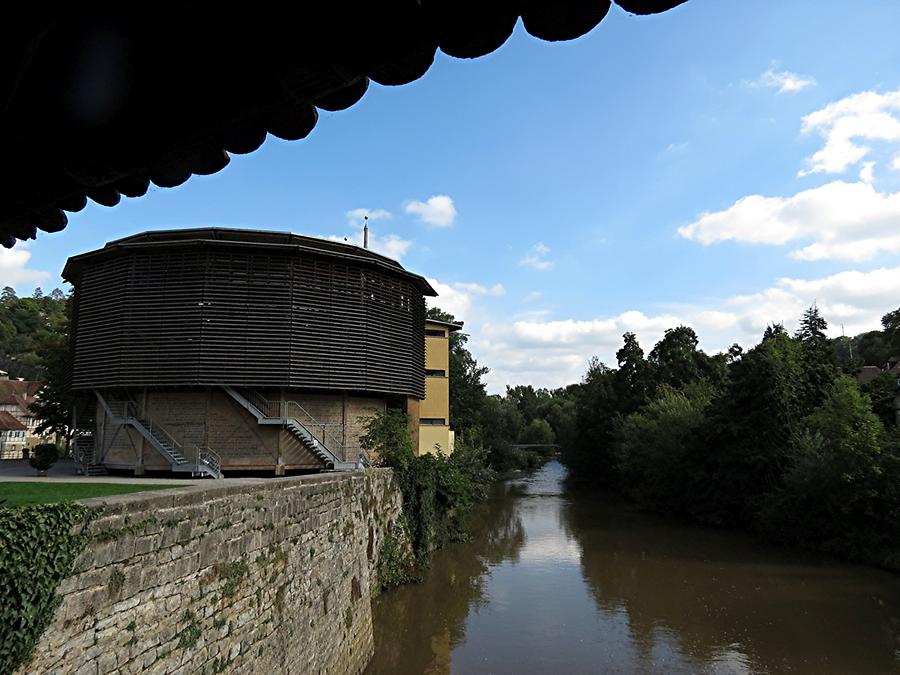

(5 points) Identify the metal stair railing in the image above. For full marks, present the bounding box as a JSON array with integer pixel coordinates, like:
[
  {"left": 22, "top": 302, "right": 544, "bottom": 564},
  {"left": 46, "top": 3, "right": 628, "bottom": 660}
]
[
  {"left": 93, "top": 391, "right": 222, "bottom": 478},
  {"left": 224, "top": 386, "right": 364, "bottom": 469},
  {"left": 194, "top": 446, "right": 222, "bottom": 477}
]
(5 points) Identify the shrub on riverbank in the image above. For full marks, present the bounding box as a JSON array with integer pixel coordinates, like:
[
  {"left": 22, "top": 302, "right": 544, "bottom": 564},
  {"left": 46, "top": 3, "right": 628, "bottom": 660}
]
[{"left": 361, "top": 410, "right": 495, "bottom": 589}]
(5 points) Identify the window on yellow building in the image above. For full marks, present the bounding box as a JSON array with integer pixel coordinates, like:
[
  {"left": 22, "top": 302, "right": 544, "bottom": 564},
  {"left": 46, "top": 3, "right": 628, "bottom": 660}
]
[{"left": 420, "top": 418, "right": 446, "bottom": 425}]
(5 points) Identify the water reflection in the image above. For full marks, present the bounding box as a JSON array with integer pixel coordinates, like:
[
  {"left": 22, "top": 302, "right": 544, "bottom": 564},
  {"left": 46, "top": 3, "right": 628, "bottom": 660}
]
[
  {"left": 368, "top": 461, "right": 900, "bottom": 674},
  {"left": 560, "top": 485, "right": 900, "bottom": 674},
  {"left": 367, "top": 481, "right": 526, "bottom": 674}
]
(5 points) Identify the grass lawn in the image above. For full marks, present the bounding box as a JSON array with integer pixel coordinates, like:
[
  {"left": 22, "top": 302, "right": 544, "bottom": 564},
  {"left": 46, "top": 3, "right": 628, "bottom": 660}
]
[{"left": 0, "top": 482, "right": 180, "bottom": 507}]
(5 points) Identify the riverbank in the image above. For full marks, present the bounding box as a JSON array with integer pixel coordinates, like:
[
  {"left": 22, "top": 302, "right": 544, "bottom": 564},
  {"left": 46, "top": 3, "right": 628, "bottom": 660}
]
[{"left": 367, "top": 461, "right": 900, "bottom": 674}]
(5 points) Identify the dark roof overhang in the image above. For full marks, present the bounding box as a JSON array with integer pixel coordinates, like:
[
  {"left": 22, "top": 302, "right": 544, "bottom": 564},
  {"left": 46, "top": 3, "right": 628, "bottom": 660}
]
[{"left": 0, "top": 1, "right": 687, "bottom": 247}]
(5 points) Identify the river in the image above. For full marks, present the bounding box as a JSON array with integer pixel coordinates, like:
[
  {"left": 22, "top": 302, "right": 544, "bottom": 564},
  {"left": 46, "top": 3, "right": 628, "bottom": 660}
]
[{"left": 367, "top": 461, "right": 900, "bottom": 674}]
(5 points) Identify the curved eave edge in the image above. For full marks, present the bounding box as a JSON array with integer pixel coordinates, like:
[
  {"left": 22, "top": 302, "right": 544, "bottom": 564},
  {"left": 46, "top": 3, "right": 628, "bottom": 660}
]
[{"left": 1, "top": 0, "right": 688, "bottom": 248}]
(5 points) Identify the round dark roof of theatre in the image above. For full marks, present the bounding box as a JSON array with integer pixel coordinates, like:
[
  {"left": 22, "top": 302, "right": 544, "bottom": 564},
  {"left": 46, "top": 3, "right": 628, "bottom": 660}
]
[
  {"left": 0, "top": 1, "right": 687, "bottom": 247},
  {"left": 62, "top": 227, "right": 437, "bottom": 296}
]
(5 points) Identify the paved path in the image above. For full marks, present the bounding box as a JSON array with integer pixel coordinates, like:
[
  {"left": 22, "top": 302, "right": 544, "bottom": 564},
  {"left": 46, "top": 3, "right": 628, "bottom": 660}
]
[{"left": 0, "top": 459, "right": 268, "bottom": 486}]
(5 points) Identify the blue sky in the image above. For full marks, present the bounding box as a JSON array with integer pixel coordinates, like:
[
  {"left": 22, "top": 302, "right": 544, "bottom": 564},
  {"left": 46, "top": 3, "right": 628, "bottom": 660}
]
[{"left": 5, "top": 1, "right": 900, "bottom": 390}]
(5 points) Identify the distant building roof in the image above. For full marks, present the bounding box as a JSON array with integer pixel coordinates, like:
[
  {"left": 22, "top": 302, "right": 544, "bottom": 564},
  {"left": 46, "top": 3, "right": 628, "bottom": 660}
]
[
  {"left": 0, "top": 381, "right": 41, "bottom": 402},
  {"left": 425, "top": 319, "right": 464, "bottom": 332},
  {"left": 858, "top": 366, "right": 883, "bottom": 384},
  {"left": 0, "top": 411, "right": 26, "bottom": 431}
]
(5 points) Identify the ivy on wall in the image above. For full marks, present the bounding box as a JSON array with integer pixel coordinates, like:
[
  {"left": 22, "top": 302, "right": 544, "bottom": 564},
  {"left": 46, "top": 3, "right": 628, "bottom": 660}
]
[{"left": 0, "top": 503, "right": 100, "bottom": 674}]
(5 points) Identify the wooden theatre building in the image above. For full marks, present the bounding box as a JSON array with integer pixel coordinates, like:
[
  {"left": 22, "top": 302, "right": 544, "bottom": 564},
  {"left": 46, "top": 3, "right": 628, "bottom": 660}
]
[{"left": 63, "top": 228, "right": 440, "bottom": 478}]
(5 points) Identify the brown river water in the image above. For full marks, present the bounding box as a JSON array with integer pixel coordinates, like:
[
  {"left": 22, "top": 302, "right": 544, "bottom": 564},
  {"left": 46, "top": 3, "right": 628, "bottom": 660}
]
[{"left": 367, "top": 461, "right": 900, "bottom": 674}]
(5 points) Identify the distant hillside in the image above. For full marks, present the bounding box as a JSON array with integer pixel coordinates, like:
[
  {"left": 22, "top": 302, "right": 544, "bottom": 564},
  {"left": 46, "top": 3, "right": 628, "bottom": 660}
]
[{"left": 0, "top": 286, "right": 69, "bottom": 372}]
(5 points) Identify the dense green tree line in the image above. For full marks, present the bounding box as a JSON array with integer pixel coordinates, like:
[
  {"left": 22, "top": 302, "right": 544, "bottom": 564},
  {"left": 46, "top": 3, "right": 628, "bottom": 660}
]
[
  {"left": 0, "top": 287, "right": 68, "bottom": 369},
  {"left": 563, "top": 305, "right": 900, "bottom": 569},
  {"left": 0, "top": 287, "right": 74, "bottom": 446}
]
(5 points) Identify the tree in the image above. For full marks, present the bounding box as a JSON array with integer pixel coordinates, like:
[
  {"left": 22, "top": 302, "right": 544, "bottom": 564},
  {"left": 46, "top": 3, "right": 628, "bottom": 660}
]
[
  {"left": 30, "top": 327, "right": 75, "bottom": 452},
  {"left": 615, "top": 382, "right": 714, "bottom": 511},
  {"left": 614, "top": 332, "right": 651, "bottom": 414},
  {"left": 563, "top": 358, "right": 619, "bottom": 483},
  {"left": 1, "top": 286, "right": 16, "bottom": 303},
  {"left": 698, "top": 329, "right": 803, "bottom": 525},
  {"left": 762, "top": 323, "right": 786, "bottom": 342},
  {"left": 520, "top": 418, "right": 555, "bottom": 446},
  {"left": 883, "top": 307, "right": 900, "bottom": 356},
  {"left": 759, "top": 376, "right": 894, "bottom": 560},
  {"left": 795, "top": 304, "right": 838, "bottom": 416},
  {"left": 861, "top": 372, "right": 899, "bottom": 430},
  {"left": 648, "top": 325, "right": 726, "bottom": 391}
]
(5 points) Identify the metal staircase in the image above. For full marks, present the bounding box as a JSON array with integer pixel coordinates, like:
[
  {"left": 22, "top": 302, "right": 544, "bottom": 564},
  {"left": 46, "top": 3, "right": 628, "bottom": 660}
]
[
  {"left": 222, "top": 386, "right": 368, "bottom": 470},
  {"left": 73, "top": 431, "right": 107, "bottom": 476},
  {"left": 94, "top": 391, "right": 223, "bottom": 479}
]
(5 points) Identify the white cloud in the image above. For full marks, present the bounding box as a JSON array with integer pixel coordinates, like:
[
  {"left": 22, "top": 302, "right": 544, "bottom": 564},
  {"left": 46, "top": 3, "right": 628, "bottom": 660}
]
[
  {"left": 426, "top": 278, "right": 476, "bottom": 320},
  {"left": 664, "top": 141, "right": 689, "bottom": 154},
  {"left": 471, "top": 265, "right": 900, "bottom": 392},
  {"left": 747, "top": 66, "right": 816, "bottom": 95},
  {"left": 345, "top": 208, "right": 391, "bottom": 226},
  {"left": 678, "top": 179, "right": 900, "bottom": 262},
  {"left": 520, "top": 242, "right": 554, "bottom": 270},
  {"left": 404, "top": 195, "right": 457, "bottom": 227},
  {"left": 453, "top": 282, "right": 505, "bottom": 297},
  {"left": 859, "top": 161, "right": 875, "bottom": 185},
  {"left": 525, "top": 291, "right": 543, "bottom": 301},
  {"left": 0, "top": 245, "right": 50, "bottom": 291},
  {"left": 799, "top": 88, "right": 900, "bottom": 175},
  {"left": 325, "top": 230, "right": 412, "bottom": 261}
]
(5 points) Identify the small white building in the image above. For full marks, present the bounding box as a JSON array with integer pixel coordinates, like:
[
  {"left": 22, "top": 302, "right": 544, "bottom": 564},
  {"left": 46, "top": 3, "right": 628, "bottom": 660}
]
[
  {"left": 0, "top": 410, "right": 27, "bottom": 458},
  {"left": 0, "top": 379, "right": 49, "bottom": 452}
]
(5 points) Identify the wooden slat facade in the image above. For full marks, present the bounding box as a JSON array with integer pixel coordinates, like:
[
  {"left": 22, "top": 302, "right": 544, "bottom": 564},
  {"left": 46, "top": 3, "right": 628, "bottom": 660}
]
[{"left": 67, "top": 231, "right": 430, "bottom": 398}]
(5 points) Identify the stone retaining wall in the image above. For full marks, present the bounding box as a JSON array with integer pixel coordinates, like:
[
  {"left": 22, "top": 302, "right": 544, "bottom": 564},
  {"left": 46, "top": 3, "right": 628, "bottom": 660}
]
[{"left": 17, "top": 470, "right": 404, "bottom": 675}]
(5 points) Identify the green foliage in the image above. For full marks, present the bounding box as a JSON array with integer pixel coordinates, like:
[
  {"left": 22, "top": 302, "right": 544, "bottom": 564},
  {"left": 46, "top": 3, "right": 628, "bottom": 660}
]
[
  {"left": 177, "top": 610, "right": 202, "bottom": 649},
  {"left": 0, "top": 503, "right": 100, "bottom": 673},
  {"left": 758, "top": 377, "right": 900, "bottom": 565},
  {"left": 0, "top": 288, "right": 69, "bottom": 369},
  {"left": 28, "top": 443, "right": 59, "bottom": 472},
  {"left": 520, "top": 418, "right": 555, "bottom": 446},
  {"left": 361, "top": 409, "right": 416, "bottom": 467},
  {"left": 567, "top": 302, "right": 900, "bottom": 570},
  {"left": 614, "top": 382, "right": 713, "bottom": 512},
  {"left": 861, "top": 372, "right": 899, "bottom": 429},
  {"left": 214, "top": 561, "right": 250, "bottom": 597},
  {"left": 364, "top": 412, "right": 494, "bottom": 580},
  {"left": 375, "top": 526, "right": 417, "bottom": 592}
]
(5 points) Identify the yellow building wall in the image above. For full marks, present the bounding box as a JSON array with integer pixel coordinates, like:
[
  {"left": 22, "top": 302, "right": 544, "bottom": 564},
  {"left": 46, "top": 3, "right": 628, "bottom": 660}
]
[
  {"left": 421, "top": 376, "right": 449, "bottom": 421},
  {"left": 425, "top": 335, "right": 449, "bottom": 372},
  {"left": 418, "top": 425, "right": 454, "bottom": 455},
  {"left": 420, "top": 321, "right": 454, "bottom": 455}
]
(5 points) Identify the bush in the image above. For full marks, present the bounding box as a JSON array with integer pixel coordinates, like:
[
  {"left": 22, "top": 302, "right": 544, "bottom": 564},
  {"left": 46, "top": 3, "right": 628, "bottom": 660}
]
[
  {"left": 28, "top": 444, "right": 58, "bottom": 473},
  {"left": 758, "top": 376, "right": 899, "bottom": 565},
  {"left": 362, "top": 411, "right": 493, "bottom": 577},
  {"left": 614, "top": 382, "right": 713, "bottom": 513}
]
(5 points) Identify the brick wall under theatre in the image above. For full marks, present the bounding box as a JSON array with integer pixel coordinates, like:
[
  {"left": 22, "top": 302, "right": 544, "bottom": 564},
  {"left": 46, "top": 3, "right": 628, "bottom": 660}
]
[{"left": 98, "top": 390, "right": 388, "bottom": 472}]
